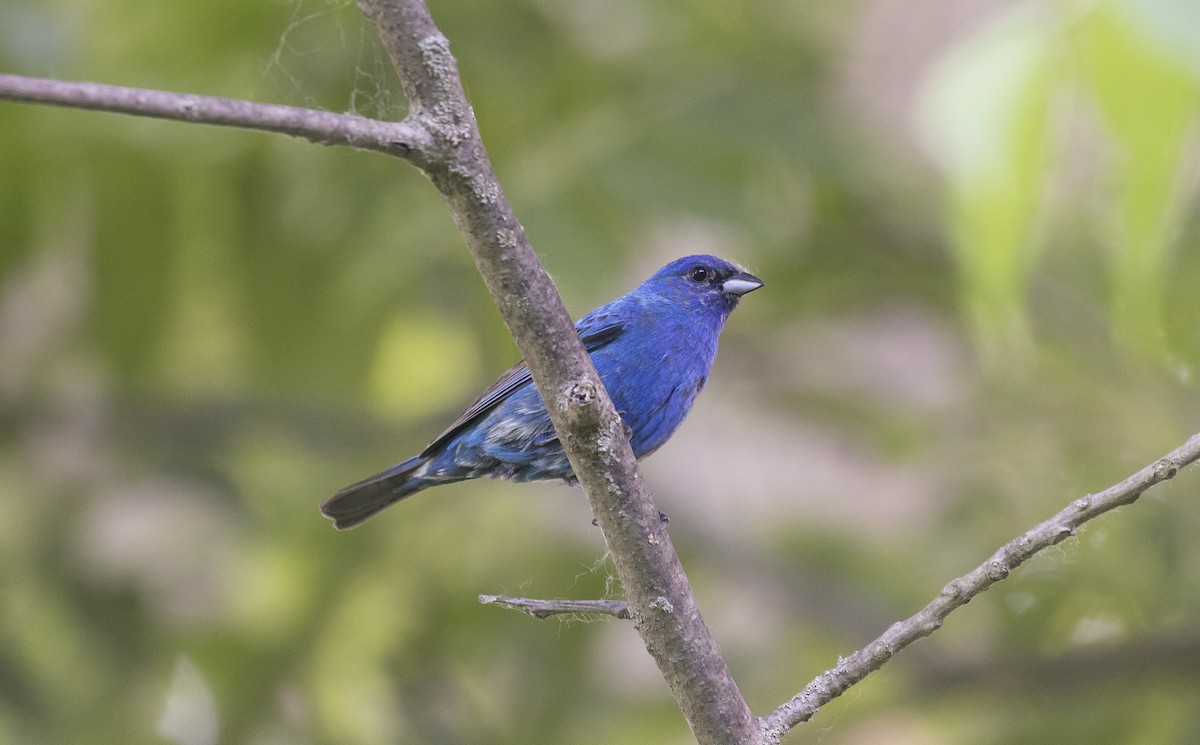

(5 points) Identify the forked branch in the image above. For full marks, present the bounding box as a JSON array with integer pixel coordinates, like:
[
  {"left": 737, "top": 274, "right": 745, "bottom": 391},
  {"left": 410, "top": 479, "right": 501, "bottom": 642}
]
[
  {"left": 482, "top": 433, "right": 1200, "bottom": 743},
  {"left": 4, "top": 5, "right": 1197, "bottom": 745},
  {"left": 0, "top": 16, "right": 755, "bottom": 741}
]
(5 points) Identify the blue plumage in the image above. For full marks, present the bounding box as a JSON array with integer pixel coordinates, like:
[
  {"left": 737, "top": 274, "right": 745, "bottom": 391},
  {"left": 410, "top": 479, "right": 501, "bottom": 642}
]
[{"left": 321, "top": 255, "right": 762, "bottom": 529}]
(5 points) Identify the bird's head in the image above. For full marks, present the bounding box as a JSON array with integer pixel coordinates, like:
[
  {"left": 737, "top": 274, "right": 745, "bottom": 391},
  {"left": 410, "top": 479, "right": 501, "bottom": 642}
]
[{"left": 643, "top": 255, "right": 764, "bottom": 317}]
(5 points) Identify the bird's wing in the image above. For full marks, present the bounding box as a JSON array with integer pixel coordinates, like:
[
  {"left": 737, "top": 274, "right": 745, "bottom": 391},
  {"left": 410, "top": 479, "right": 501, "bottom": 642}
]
[{"left": 419, "top": 313, "right": 629, "bottom": 457}]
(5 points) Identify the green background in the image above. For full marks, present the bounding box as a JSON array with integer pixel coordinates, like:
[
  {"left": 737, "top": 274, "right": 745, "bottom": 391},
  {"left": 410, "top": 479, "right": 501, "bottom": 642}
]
[{"left": 2, "top": 0, "right": 1200, "bottom": 743}]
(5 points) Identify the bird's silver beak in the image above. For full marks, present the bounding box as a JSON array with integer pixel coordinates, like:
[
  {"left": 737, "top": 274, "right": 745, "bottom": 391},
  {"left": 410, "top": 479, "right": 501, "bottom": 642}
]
[{"left": 720, "top": 271, "right": 764, "bottom": 296}]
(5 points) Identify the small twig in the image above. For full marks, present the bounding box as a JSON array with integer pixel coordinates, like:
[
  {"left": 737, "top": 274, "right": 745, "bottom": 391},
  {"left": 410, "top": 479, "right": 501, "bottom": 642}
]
[
  {"left": 479, "top": 594, "right": 632, "bottom": 620},
  {"left": 0, "top": 74, "right": 430, "bottom": 158},
  {"left": 758, "top": 432, "right": 1200, "bottom": 742}
]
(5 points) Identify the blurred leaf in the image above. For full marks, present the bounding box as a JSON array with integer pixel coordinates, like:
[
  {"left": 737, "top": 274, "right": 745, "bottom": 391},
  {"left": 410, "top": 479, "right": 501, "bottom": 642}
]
[
  {"left": 369, "top": 311, "right": 483, "bottom": 419},
  {"left": 1076, "top": 1, "right": 1200, "bottom": 358},
  {"left": 915, "top": 4, "right": 1055, "bottom": 366}
]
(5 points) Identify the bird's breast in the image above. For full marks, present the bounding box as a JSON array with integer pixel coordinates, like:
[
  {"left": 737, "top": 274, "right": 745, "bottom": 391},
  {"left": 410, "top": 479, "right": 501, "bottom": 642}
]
[{"left": 597, "top": 325, "right": 717, "bottom": 458}]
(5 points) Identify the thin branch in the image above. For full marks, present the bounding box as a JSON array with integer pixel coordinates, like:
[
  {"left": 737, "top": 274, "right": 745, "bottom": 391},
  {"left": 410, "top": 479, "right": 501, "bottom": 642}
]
[
  {"left": 0, "top": 73, "right": 430, "bottom": 158},
  {"left": 758, "top": 432, "right": 1200, "bottom": 742},
  {"left": 479, "top": 594, "right": 632, "bottom": 620}
]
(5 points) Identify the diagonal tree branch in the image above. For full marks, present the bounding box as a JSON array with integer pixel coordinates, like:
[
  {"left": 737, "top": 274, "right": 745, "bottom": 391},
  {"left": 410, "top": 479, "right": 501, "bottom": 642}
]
[
  {"left": 758, "top": 431, "right": 1200, "bottom": 740},
  {"left": 0, "top": 73, "right": 430, "bottom": 158},
  {"left": 354, "top": 2, "right": 758, "bottom": 742}
]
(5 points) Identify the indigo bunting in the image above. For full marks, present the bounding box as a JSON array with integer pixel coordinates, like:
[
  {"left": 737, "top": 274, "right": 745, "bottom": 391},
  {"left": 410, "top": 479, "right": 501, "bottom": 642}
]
[{"left": 321, "top": 255, "right": 762, "bottom": 529}]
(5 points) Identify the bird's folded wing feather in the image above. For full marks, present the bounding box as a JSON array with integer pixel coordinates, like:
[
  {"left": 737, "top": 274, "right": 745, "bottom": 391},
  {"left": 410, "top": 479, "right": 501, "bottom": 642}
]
[{"left": 419, "top": 310, "right": 629, "bottom": 457}]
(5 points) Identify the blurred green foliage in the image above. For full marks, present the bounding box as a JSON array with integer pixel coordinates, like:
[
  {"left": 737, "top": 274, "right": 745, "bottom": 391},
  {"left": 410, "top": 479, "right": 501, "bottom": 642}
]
[
  {"left": 1, "top": 0, "right": 1199, "bottom": 744},
  {"left": 916, "top": 0, "right": 1200, "bottom": 366}
]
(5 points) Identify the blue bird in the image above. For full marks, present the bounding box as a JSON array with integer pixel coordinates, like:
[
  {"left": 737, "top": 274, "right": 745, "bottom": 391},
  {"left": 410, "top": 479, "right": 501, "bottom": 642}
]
[{"left": 321, "top": 255, "right": 763, "bottom": 529}]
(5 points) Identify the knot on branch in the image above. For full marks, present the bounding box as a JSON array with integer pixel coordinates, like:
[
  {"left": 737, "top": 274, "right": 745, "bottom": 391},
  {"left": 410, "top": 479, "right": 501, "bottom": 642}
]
[
  {"left": 1153, "top": 458, "right": 1179, "bottom": 481},
  {"left": 940, "top": 579, "right": 967, "bottom": 599},
  {"left": 867, "top": 641, "right": 892, "bottom": 663},
  {"left": 180, "top": 95, "right": 200, "bottom": 120},
  {"left": 649, "top": 596, "right": 675, "bottom": 614},
  {"left": 986, "top": 560, "right": 1009, "bottom": 581},
  {"left": 567, "top": 381, "right": 597, "bottom": 407},
  {"left": 496, "top": 228, "right": 519, "bottom": 248},
  {"left": 1052, "top": 526, "right": 1076, "bottom": 545}
]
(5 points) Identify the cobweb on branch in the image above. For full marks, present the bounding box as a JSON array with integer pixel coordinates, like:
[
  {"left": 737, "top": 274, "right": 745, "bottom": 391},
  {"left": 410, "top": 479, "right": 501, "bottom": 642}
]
[{"left": 262, "top": 0, "right": 404, "bottom": 120}]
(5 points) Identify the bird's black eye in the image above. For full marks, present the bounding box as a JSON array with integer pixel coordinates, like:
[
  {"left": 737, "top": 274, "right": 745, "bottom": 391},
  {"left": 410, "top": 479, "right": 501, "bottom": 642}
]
[{"left": 687, "top": 265, "right": 710, "bottom": 283}]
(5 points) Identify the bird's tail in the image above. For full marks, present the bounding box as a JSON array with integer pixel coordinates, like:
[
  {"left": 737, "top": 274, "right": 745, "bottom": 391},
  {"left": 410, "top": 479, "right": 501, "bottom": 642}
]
[{"left": 321, "top": 455, "right": 433, "bottom": 530}]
